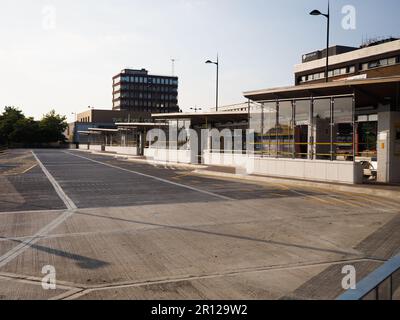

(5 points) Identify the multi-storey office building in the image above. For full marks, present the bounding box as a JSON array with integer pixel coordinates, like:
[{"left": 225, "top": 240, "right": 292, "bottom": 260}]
[
  {"left": 295, "top": 38, "right": 400, "bottom": 85},
  {"left": 112, "top": 69, "right": 180, "bottom": 114}
]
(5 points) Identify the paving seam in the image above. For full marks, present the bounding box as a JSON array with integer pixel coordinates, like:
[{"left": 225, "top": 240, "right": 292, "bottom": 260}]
[
  {"left": 0, "top": 209, "right": 65, "bottom": 216},
  {"left": 62, "top": 257, "right": 385, "bottom": 300},
  {"left": 2, "top": 209, "right": 394, "bottom": 243},
  {"left": 0, "top": 271, "right": 85, "bottom": 288},
  {"left": 0, "top": 274, "right": 82, "bottom": 291}
]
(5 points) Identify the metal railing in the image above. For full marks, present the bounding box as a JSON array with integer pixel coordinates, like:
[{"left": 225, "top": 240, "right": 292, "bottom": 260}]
[{"left": 337, "top": 254, "right": 400, "bottom": 300}]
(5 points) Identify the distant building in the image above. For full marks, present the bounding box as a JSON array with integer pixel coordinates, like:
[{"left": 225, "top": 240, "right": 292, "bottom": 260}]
[
  {"left": 112, "top": 69, "right": 180, "bottom": 114},
  {"left": 76, "top": 109, "right": 149, "bottom": 124},
  {"left": 295, "top": 38, "right": 400, "bottom": 85},
  {"left": 209, "top": 102, "right": 252, "bottom": 113},
  {"left": 67, "top": 109, "right": 146, "bottom": 144}
]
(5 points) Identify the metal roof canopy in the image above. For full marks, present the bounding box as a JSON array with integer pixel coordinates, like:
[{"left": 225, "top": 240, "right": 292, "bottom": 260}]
[
  {"left": 88, "top": 128, "right": 119, "bottom": 133},
  {"left": 77, "top": 131, "right": 101, "bottom": 135},
  {"left": 151, "top": 111, "right": 249, "bottom": 126},
  {"left": 116, "top": 122, "right": 168, "bottom": 129},
  {"left": 244, "top": 76, "right": 400, "bottom": 107}
]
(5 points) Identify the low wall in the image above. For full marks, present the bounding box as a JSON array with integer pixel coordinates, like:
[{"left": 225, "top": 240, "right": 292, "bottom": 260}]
[
  {"left": 247, "top": 157, "right": 364, "bottom": 184},
  {"left": 144, "top": 148, "right": 364, "bottom": 184},
  {"left": 203, "top": 151, "right": 363, "bottom": 184},
  {"left": 203, "top": 151, "right": 248, "bottom": 168},
  {"left": 79, "top": 144, "right": 89, "bottom": 150},
  {"left": 90, "top": 145, "right": 103, "bottom": 152},
  {"left": 144, "top": 148, "right": 197, "bottom": 164},
  {"left": 144, "top": 148, "right": 156, "bottom": 159},
  {"left": 105, "top": 146, "right": 138, "bottom": 156}
]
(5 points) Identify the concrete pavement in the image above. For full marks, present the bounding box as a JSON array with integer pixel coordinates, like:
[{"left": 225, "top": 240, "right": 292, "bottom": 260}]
[{"left": 0, "top": 149, "right": 399, "bottom": 300}]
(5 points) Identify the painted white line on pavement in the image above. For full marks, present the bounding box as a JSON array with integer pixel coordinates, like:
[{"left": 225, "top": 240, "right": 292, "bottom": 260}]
[
  {"left": 65, "top": 151, "right": 234, "bottom": 201},
  {"left": 32, "top": 151, "right": 77, "bottom": 210},
  {"left": 0, "top": 209, "right": 76, "bottom": 268},
  {"left": 0, "top": 151, "right": 78, "bottom": 268}
]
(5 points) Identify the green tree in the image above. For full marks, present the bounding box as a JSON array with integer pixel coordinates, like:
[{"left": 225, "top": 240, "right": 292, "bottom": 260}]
[
  {"left": 0, "top": 107, "right": 26, "bottom": 146},
  {"left": 9, "top": 117, "right": 40, "bottom": 144},
  {"left": 38, "top": 110, "right": 68, "bottom": 143}
]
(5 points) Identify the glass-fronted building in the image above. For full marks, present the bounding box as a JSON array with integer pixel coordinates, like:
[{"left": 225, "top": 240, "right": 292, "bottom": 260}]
[
  {"left": 249, "top": 95, "right": 355, "bottom": 161},
  {"left": 244, "top": 76, "right": 400, "bottom": 184}
]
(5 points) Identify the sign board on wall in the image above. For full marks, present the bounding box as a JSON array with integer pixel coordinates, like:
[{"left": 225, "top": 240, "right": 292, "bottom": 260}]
[
  {"left": 378, "top": 132, "right": 388, "bottom": 141},
  {"left": 378, "top": 131, "right": 388, "bottom": 151}
]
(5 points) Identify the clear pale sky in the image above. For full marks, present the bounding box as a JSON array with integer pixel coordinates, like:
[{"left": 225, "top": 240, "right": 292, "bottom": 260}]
[{"left": 0, "top": 0, "right": 399, "bottom": 121}]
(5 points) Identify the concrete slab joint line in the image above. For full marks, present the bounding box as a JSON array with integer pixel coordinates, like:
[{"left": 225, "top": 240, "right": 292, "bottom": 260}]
[
  {"left": 64, "top": 151, "right": 233, "bottom": 201},
  {"left": 61, "top": 258, "right": 385, "bottom": 300},
  {"left": 0, "top": 152, "right": 78, "bottom": 269}
]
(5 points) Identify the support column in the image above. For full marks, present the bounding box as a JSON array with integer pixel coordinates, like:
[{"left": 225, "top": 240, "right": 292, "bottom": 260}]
[{"left": 377, "top": 104, "right": 400, "bottom": 183}]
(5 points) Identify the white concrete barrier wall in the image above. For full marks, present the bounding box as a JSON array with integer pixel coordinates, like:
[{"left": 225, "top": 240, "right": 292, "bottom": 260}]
[
  {"left": 203, "top": 151, "right": 363, "bottom": 184},
  {"left": 247, "top": 157, "right": 363, "bottom": 184},
  {"left": 144, "top": 148, "right": 156, "bottom": 159},
  {"left": 203, "top": 151, "right": 249, "bottom": 168},
  {"left": 105, "top": 146, "right": 138, "bottom": 156},
  {"left": 90, "top": 145, "right": 103, "bottom": 152},
  {"left": 79, "top": 144, "right": 89, "bottom": 150},
  {"left": 145, "top": 148, "right": 196, "bottom": 164}
]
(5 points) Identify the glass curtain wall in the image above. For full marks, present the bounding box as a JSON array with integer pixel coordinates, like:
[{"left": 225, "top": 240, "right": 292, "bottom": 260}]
[
  {"left": 332, "top": 97, "right": 354, "bottom": 161},
  {"left": 251, "top": 94, "right": 354, "bottom": 161},
  {"left": 167, "top": 120, "right": 178, "bottom": 149},
  {"left": 177, "top": 119, "right": 191, "bottom": 150},
  {"left": 277, "top": 101, "right": 294, "bottom": 158},
  {"left": 262, "top": 102, "right": 278, "bottom": 157},
  {"left": 249, "top": 104, "right": 263, "bottom": 155},
  {"left": 313, "top": 98, "right": 332, "bottom": 160},
  {"left": 120, "top": 129, "right": 138, "bottom": 147},
  {"left": 294, "top": 99, "right": 311, "bottom": 159}
]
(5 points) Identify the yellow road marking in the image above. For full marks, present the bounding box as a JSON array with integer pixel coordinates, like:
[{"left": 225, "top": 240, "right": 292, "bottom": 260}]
[
  {"left": 270, "top": 193, "right": 288, "bottom": 198},
  {"left": 320, "top": 186, "right": 398, "bottom": 209},
  {"left": 2, "top": 163, "right": 38, "bottom": 176},
  {"left": 324, "top": 195, "right": 362, "bottom": 208},
  {"left": 325, "top": 190, "right": 400, "bottom": 210},
  {"left": 275, "top": 184, "right": 336, "bottom": 205},
  {"left": 172, "top": 172, "right": 194, "bottom": 180},
  {"left": 301, "top": 185, "right": 399, "bottom": 210},
  {"left": 297, "top": 186, "right": 363, "bottom": 208},
  {"left": 21, "top": 164, "right": 38, "bottom": 174}
]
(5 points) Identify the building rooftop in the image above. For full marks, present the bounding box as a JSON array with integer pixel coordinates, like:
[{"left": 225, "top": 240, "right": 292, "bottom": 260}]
[
  {"left": 120, "top": 69, "right": 149, "bottom": 75},
  {"left": 244, "top": 76, "right": 400, "bottom": 106},
  {"left": 295, "top": 39, "right": 400, "bottom": 74},
  {"left": 114, "top": 68, "right": 178, "bottom": 79},
  {"left": 302, "top": 45, "right": 358, "bottom": 63},
  {"left": 151, "top": 111, "right": 249, "bottom": 126}
]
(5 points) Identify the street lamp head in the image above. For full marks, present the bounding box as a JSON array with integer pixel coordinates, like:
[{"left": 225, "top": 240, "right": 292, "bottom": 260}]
[
  {"left": 310, "top": 9, "right": 322, "bottom": 16},
  {"left": 205, "top": 60, "right": 213, "bottom": 64}
]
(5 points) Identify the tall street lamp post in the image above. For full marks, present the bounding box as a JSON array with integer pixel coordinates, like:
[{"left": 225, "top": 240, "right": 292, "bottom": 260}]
[
  {"left": 206, "top": 56, "right": 219, "bottom": 112},
  {"left": 310, "top": 1, "right": 330, "bottom": 83}
]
